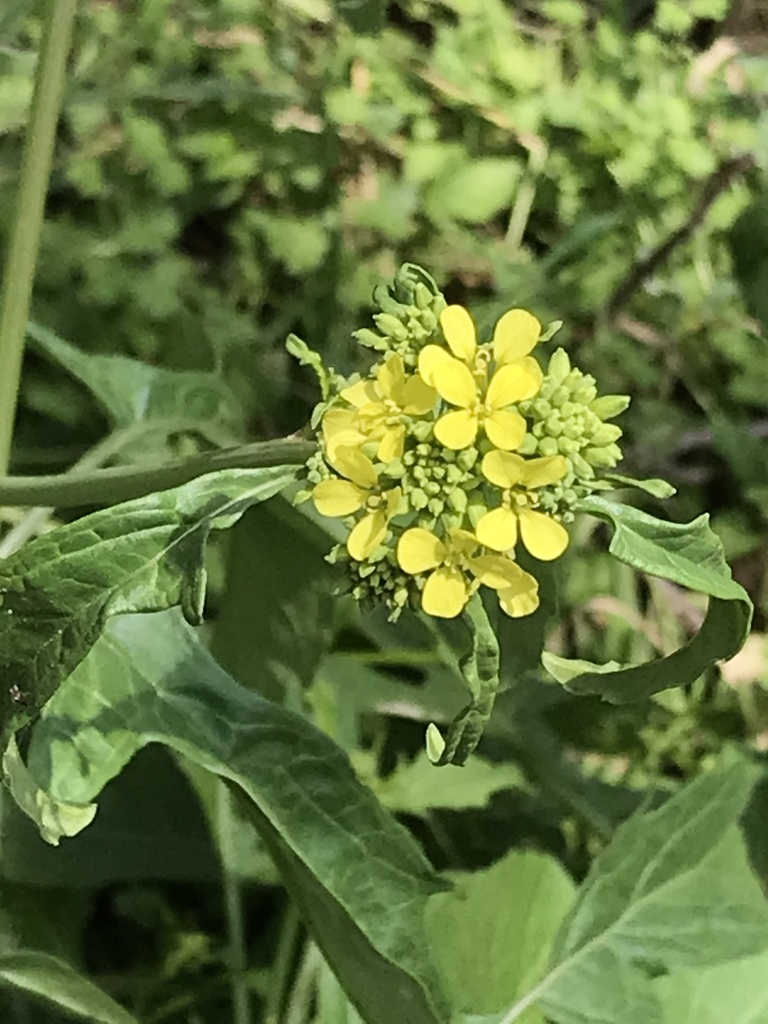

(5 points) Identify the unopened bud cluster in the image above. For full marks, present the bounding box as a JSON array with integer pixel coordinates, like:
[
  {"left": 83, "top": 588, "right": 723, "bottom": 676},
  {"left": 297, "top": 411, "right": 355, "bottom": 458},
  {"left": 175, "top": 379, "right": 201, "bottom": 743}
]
[{"left": 290, "top": 265, "right": 630, "bottom": 621}]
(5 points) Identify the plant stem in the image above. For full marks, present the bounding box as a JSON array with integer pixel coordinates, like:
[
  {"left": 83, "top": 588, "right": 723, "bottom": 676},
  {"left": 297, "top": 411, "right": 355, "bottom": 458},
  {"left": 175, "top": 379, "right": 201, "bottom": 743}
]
[
  {"left": 0, "top": 0, "right": 78, "bottom": 474},
  {"left": 264, "top": 902, "right": 302, "bottom": 1024},
  {"left": 0, "top": 437, "right": 317, "bottom": 508},
  {"left": 217, "top": 784, "right": 252, "bottom": 1024}
]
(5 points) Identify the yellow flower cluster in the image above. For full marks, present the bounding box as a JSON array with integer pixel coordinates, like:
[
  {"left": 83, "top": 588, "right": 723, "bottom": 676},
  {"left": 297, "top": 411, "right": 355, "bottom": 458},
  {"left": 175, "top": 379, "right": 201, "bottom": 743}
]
[{"left": 306, "top": 301, "right": 577, "bottom": 620}]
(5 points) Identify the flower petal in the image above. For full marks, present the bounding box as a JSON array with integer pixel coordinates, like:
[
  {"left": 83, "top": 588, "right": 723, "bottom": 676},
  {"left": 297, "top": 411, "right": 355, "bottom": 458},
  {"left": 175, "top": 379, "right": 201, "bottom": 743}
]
[
  {"left": 422, "top": 566, "right": 469, "bottom": 618},
  {"left": 433, "top": 358, "right": 477, "bottom": 409},
  {"left": 486, "top": 361, "right": 543, "bottom": 409},
  {"left": 518, "top": 508, "right": 569, "bottom": 561},
  {"left": 484, "top": 409, "right": 527, "bottom": 451},
  {"left": 520, "top": 454, "right": 569, "bottom": 489},
  {"left": 470, "top": 553, "right": 527, "bottom": 590},
  {"left": 493, "top": 309, "right": 541, "bottom": 364},
  {"left": 498, "top": 573, "right": 540, "bottom": 618},
  {"left": 385, "top": 487, "right": 402, "bottom": 518},
  {"left": 439, "top": 305, "right": 477, "bottom": 362},
  {"left": 328, "top": 444, "right": 378, "bottom": 488},
  {"left": 434, "top": 409, "right": 479, "bottom": 450},
  {"left": 376, "top": 354, "right": 405, "bottom": 400},
  {"left": 397, "top": 528, "right": 445, "bottom": 574},
  {"left": 347, "top": 510, "right": 387, "bottom": 561},
  {"left": 341, "top": 378, "right": 379, "bottom": 409},
  {"left": 400, "top": 374, "right": 437, "bottom": 415},
  {"left": 312, "top": 479, "right": 367, "bottom": 517},
  {"left": 481, "top": 449, "right": 526, "bottom": 488},
  {"left": 447, "top": 528, "right": 480, "bottom": 557},
  {"left": 377, "top": 424, "right": 405, "bottom": 463},
  {"left": 418, "top": 345, "right": 453, "bottom": 387},
  {"left": 475, "top": 507, "right": 518, "bottom": 552},
  {"left": 322, "top": 408, "right": 359, "bottom": 443}
]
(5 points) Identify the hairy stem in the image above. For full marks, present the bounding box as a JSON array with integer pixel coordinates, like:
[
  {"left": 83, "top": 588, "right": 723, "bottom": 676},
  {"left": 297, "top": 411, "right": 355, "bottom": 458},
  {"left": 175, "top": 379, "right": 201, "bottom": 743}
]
[{"left": 0, "top": 0, "right": 78, "bottom": 473}]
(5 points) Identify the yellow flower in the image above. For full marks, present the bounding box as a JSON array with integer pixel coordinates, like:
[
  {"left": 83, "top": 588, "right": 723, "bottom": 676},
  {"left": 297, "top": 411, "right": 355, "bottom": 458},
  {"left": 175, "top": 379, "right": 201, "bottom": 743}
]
[
  {"left": 418, "top": 304, "right": 544, "bottom": 386},
  {"left": 321, "top": 408, "right": 366, "bottom": 460},
  {"left": 340, "top": 354, "right": 436, "bottom": 462},
  {"left": 476, "top": 450, "right": 570, "bottom": 560},
  {"left": 431, "top": 356, "right": 542, "bottom": 451},
  {"left": 312, "top": 444, "right": 401, "bottom": 561},
  {"left": 396, "top": 527, "right": 540, "bottom": 618}
]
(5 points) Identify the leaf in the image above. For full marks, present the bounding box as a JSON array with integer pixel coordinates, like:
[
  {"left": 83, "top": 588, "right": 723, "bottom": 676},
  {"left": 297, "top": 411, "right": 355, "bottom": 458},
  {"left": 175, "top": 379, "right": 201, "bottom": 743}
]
[
  {"left": 427, "top": 851, "right": 575, "bottom": 1021},
  {"left": 510, "top": 755, "right": 768, "bottom": 1024},
  {"left": 602, "top": 473, "right": 677, "bottom": 498},
  {"left": 0, "top": 467, "right": 296, "bottom": 740},
  {"left": 654, "top": 949, "right": 768, "bottom": 1023},
  {"left": 19, "top": 610, "right": 451, "bottom": 1024},
  {"left": 333, "top": 0, "right": 386, "bottom": 34},
  {"left": 27, "top": 321, "right": 245, "bottom": 444},
  {"left": 549, "top": 497, "right": 753, "bottom": 703},
  {"left": 372, "top": 753, "right": 523, "bottom": 816},
  {"left": 426, "top": 159, "right": 521, "bottom": 223},
  {"left": 0, "top": 951, "right": 138, "bottom": 1023}
]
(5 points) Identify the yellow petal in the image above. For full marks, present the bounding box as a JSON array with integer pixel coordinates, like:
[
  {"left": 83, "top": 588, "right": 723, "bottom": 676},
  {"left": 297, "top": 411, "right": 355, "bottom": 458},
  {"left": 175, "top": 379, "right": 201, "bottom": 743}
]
[
  {"left": 520, "top": 454, "right": 569, "bottom": 489},
  {"left": 439, "top": 305, "right": 477, "bottom": 362},
  {"left": 418, "top": 345, "right": 453, "bottom": 387},
  {"left": 377, "top": 424, "right": 405, "bottom": 463},
  {"left": 493, "top": 309, "right": 541, "bottom": 365},
  {"left": 322, "top": 408, "right": 359, "bottom": 443},
  {"left": 356, "top": 402, "right": 388, "bottom": 435},
  {"left": 486, "top": 361, "right": 543, "bottom": 409},
  {"left": 328, "top": 444, "right": 378, "bottom": 489},
  {"left": 385, "top": 487, "right": 402, "bottom": 518},
  {"left": 397, "top": 528, "right": 445, "bottom": 575},
  {"left": 518, "top": 508, "right": 569, "bottom": 561},
  {"left": 400, "top": 374, "right": 437, "bottom": 415},
  {"left": 470, "top": 553, "right": 527, "bottom": 590},
  {"left": 498, "top": 573, "right": 540, "bottom": 618},
  {"left": 447, "top": 528, "right": 480, "bottom": 557},
  {"left": 341, "top": 379, "right": 379, "bottom": 409},
  {"left": 347, "top": 510, "right": 387, "bottom": 561},
  {"left": 481, "top": 449, "right": 526, "bottom": 488},
  {"left": 312, "top": 479, "right": 367, "bottom": 517},
  {"left": 376, "top": 354, "right": 405, "bottom": 399},
  {"left": 434, "top": 409, "right": 479, "bottom": 450},
  {"left": 484, "top": 409, "right": 527, "bottom": 451},
  {"left": 433, "top": 358, "right": 477, "bottom": 408},
  {"left": 422, "top": 566, "right": 469, "bottom": 618},
  {"left": 475, "top": 507, "right": 519, "bottom": 552}
]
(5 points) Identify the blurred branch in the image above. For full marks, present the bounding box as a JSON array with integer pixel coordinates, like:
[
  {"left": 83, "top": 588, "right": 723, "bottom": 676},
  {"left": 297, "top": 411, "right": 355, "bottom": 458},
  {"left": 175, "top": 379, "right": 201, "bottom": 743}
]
[
  {"left": 0, "top": 0, "right": 78, "bottom": 474},
  {"left": 604, "top": 153, "right": 756, "bottom": 322}
]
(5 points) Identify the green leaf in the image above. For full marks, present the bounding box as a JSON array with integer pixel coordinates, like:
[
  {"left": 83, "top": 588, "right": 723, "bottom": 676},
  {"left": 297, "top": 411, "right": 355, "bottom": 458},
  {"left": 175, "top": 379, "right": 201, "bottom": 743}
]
[
  {"left": 426, "top": 159, "right": 521, "bottom": 224},
  {"left": 548, "top": 497, "right": 753, "bottom": 703},
  {"left": 602, "top": 473, "right": 677, "bottom": 498},
  {"left": 517, "top": 755, "right": 768, "bottom": 1024},
  {"left": 371, "top": 753, "right": 523, "bottom": 816},
  {"left": 27, "top": 320, "right": 245, "bottom": 444},
  {"left": 427, "top": 851, "right": 574, "bottom": 1021},
  {"left": 0, "top": 467, "right": 296, "bottom": 740},
  {"left": 0, "top": 951, "right": 137, "bottom": 1023},
  {"left": 20, "top": 610, "right": 451, "bottom": 1024},
  {"left": 333, "top": 0, "right": 386, "bottom": 34},
  {"left": 654, "top": 949, "right": 768, "bottom": 1023}
]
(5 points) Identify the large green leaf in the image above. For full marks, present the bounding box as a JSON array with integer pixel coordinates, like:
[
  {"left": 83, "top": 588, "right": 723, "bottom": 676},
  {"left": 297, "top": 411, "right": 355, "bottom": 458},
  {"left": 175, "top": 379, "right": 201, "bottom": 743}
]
[
  {"left": 20, "top": 610, "right": 450, "bottom": 1024},
  {"left": 654, "top": 949, "right": 768, "bottom": 1023},
  {"left": 543, "top": 498, "right": 752, "bottom": 702},
  {"left": 500, "top": 756, "right": 768, "bottom": 1024},
  {"left": 427, "top": 851, "right": 574, "bottom": 1023},
  {"left": 0, "top": 466, "right": 296, "bottom": 740},
  {"left": 28, "top": 320, "right": 245, "bottom": 444},
  {"left": 0, "top": 951, "right": 137, "bottom": 1024}
]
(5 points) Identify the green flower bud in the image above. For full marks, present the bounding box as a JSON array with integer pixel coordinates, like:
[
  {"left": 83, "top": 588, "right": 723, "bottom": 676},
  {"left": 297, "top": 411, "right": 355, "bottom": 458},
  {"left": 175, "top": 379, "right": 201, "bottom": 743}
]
[
  {"left": 518, "top": 434, "right": 538, "bottom": 456},
  {"left": 539, "top": 436, "right": 560, "bottom": 457},
  {"left": 574, "top": 383, "right": 597, "bottom": 404},
  {"left": 557, "top": 436, "right": 578, "bottom": 454},
  {"left": 457, "top": 447, "right": 479, "bottom": 471},
  {"left": 411, "top": 420, "right": 432, "bottom": 441},
  {"left": 590, "top": 423, "right": 623, "bottom": 446},
  {"left": 570, "top": 453, "right": 595, "bottom": 479},
  {"left": 428, "top": 498, "right": 444, "bottom": 516},
  {"left": 416, "top": 443, "right": 432, "bottom": 457},
  {"left": 545, "top": 414, "right": 564, "bottom": 436},
  {"left": 467, "top": 503, "right": 489, "bottom": 528},
  {"left": 547, "top": 348, "right": 571, "bottom": 385},
  {"left": 413, "top": 465, "right": 427, "bottom": 482},
  {"left": 445, "top": 464, "right": 464, "bottom": 484},
  {"left": 590, "top": 395, "right": 631, "bottom": 419},
  {"left": 533, "top": 398, "right": 552, "bottom": 418},
  {"left": 411, "top": 488, "right": 429, "bottom": 510},
  {"left": 374, "top": 313, "right": 408, "bottom": 341},
  {"left": 413, "top": 283, "right": 433, "bottom": 309},
  {"left": 447, "top": 488, "right": 468, "bottom": 513},
  {"left": 584, "top": 446, "right": 619, "bottom": 468},
  {"left": 425, "top": 480, "right": 441, "bottom": 496}
]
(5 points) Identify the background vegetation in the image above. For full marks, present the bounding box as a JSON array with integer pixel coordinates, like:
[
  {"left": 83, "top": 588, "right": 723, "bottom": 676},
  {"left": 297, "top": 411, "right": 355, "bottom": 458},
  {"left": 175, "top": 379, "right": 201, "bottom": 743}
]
[{"left": 2, "top": 0, "right": 768, "bottom": 1021}]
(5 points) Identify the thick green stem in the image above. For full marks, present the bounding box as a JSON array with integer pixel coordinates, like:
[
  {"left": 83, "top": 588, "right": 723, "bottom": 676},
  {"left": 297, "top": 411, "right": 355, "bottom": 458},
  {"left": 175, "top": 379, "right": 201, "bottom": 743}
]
[
  {"left": 0, "top": 0, "right": 78, "bottom": 474},
  {"left": 0, "top": 438, "right": 317, "bottom": 508}
]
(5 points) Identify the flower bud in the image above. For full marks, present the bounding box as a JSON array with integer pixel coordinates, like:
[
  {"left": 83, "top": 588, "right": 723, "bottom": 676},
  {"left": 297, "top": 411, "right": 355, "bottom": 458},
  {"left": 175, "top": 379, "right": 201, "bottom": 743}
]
[
  {"left": 374, "top": 313, "right": 408, "bottom": 341},
  {"left": 590, "top": 395, "right": 631, "bottom": 419},
  {"left": 539, "top": 437, "right": 560, "bottom": 457},
  {"left": 447, "top": 488, "right": 468, "bottom": 513},
  {"left": 590, "top": 423, "right": 623, "bottom": 446},
  {"left": 457, "top": 447, "right": 479, "bottom": 471},
  {"left": 428, "top": 498, "right": 444, "bottom": 516},
  {"left": 547, "top": 348, "right": 571, "bottom": 384},
  {"left": 411, "top": 488, "right": 429, "bottom": 510},
  {"left": 584, "top": 446, "right": 619, "bottom": 468}
]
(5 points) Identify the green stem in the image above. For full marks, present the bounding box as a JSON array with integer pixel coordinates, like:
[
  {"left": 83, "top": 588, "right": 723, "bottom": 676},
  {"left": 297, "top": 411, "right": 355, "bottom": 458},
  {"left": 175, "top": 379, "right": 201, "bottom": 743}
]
[
  {"left": 0, "top": 0, "right": 78, "bottom": 474},
  {"left": 0, "top": 437, "right": 317, "bottom": 508},
  {"left": 217, "top": 784, "right": 252, "bottom": 1024},
  {"left": 264, "top": 902, "right": 302, "bottom": 1024}
]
